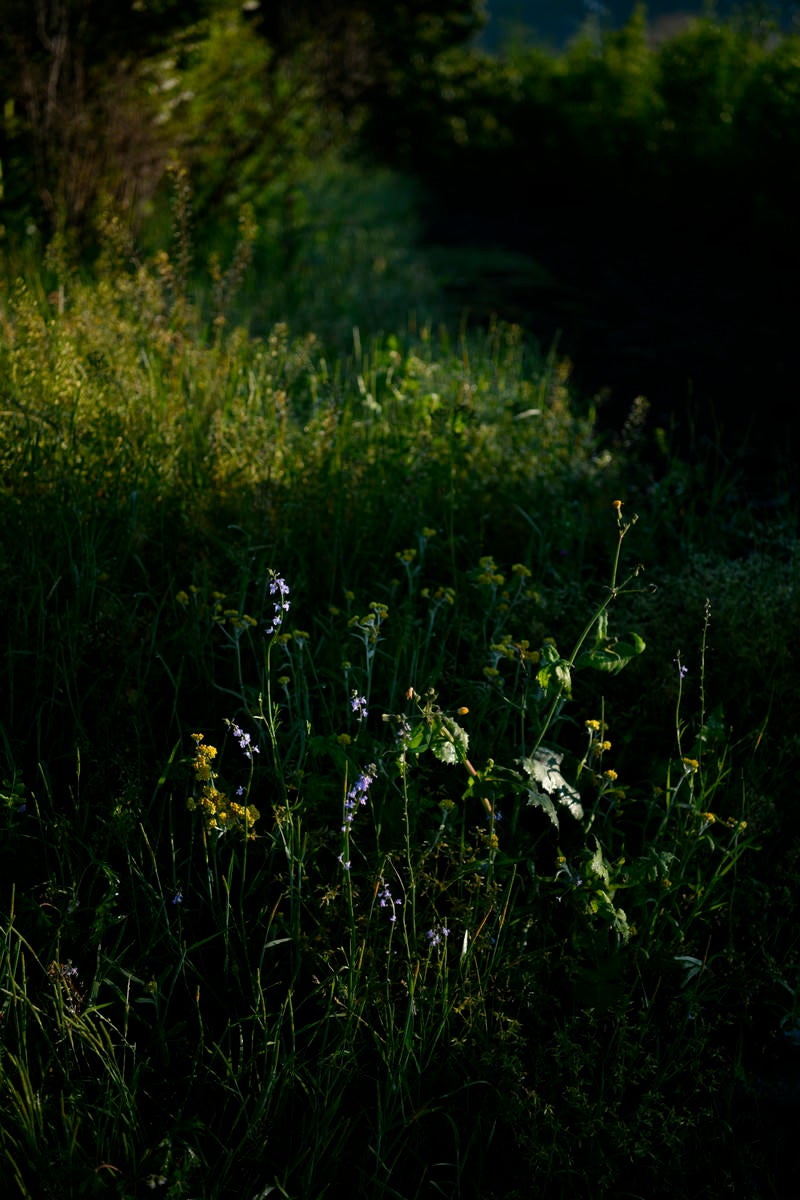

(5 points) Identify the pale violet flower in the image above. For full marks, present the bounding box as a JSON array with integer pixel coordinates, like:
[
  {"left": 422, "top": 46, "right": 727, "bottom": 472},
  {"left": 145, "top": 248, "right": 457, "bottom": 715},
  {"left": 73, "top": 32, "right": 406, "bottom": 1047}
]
[
  {"left": 427, "top": 924, "right": 450, "bottom": 948},
  {"left": 266, "top": 573, "right": 291, "bottom": 634},
  {"left": 228, "top": 721, "right": 260, "bottom": 759},
  {"left": 377, "top": 882, "right": 402, "bottom": 922},
  {"left": 342, "top": 765, "right": 377, "bottom": 829}
]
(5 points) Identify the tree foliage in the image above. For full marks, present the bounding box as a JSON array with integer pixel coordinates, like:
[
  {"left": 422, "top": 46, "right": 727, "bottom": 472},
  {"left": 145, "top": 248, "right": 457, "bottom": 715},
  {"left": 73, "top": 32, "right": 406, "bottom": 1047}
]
[{"left": 0, "top": 0, "right": 211, "bottom": 237}]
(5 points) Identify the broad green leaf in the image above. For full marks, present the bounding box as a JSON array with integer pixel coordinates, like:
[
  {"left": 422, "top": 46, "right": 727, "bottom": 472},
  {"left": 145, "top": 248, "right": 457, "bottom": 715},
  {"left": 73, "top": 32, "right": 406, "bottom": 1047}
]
[
  {"left": 574, "top": 610, "right": 645, "bottom": 674},
  {"left": 536, "top": 639, "right": 572, "bottom": 699},
  {"left": 406, "top": 721, "right": 432, "bottom": 754}
]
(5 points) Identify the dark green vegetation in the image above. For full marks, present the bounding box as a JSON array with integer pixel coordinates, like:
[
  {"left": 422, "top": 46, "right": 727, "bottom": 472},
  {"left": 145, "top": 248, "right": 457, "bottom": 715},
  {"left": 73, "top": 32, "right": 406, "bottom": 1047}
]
[{"left": 1, "top": 4, "right": 799, "bottom": 1197}]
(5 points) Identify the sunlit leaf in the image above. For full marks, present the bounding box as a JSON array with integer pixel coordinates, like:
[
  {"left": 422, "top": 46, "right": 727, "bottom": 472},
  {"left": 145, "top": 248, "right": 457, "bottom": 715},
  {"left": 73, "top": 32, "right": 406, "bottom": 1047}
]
[{"left": 519, "top": 746, "right": 583, "bottom": 820}]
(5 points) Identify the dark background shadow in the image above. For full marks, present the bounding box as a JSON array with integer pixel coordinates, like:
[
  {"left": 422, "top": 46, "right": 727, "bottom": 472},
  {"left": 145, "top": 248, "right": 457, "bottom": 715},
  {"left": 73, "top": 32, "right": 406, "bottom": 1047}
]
[{"left": 408, "top": 4, "right": 800, "bottom": 504}]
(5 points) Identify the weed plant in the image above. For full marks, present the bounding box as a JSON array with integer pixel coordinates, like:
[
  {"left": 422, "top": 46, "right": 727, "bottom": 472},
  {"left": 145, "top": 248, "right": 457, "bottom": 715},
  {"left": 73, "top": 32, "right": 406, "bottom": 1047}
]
[{"left": 0, "top": 221, "right": 798, "bottom": 1197}]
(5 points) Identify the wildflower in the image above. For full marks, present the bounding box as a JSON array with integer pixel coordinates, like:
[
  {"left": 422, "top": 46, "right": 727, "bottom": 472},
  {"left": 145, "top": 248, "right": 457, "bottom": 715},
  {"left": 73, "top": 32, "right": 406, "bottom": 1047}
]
[
  {"left": 351, "top": 693, "right": 368, "bottom": 721},
  {"left": 266, "top": 572, "right": 291, "bottom": 634},
  {"left": 49, "top": 960, "right": 79, "bottom": 981},
  {"left": 421, "top": 527, "right": 437, "bottom": 539},
  {"left": 491, "top": 636, "right": 516, "bottom": 661},
  {"left": 338, "top": 853, "right": 351, "bottom": 871},
  {"left": 511, "top": 562, "right": 532, "bottom": 577},
  {"left": 393, "top": 715, "right": 412, "bottom": 745},
  {"left": 175, "top": 590, "right": 189, "bottom": 606},
  {"left": 47, "top": 961, "right": 83, "bottom": 1012},
  {"left": 226, "top": 720, "right": 261, "bottom": 759},
  {"left": 188, "top": 733, "right": 259, "bottom": 838},
  {"left": 603, "top": 769, "right": 618, "bottom": 781},
  {"left": 342, "top": 764, "right": 377, "bottom": 829},
  {"left": 513, "top": 639, "right": 538, "bottom": 664},
  {"left": 427, "top": 924, "right": 450, "bottom": 948},
  {"left": 377, "top": 882, "right": 402, "bottom": 922},
  {"left": 682, "top": 757, "right": 700, "bottom": 773},
  {"left": 191, "top": 733, "right": 217, "bottom": 781},
  {"left": 585, "top": 719, "right": 601, "bottom": 731},
  {"left": 612, "top": 500, "right": 623, "bottom": 511},
  {"left": 171, "top": 890, "right": 183, "bottom": 905}
]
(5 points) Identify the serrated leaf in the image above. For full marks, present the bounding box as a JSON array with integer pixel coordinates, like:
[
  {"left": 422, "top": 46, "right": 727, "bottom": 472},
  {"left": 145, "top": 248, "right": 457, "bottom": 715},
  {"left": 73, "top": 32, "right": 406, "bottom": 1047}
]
[
  {"left": 588, "top": 841, "right": 610, "bottom": 885},
  {"left": 519, "top": 747, "right": 583, "bottom": 820},
  {"left": 525, "top": 785, "right": 560, "bottom": 828}
]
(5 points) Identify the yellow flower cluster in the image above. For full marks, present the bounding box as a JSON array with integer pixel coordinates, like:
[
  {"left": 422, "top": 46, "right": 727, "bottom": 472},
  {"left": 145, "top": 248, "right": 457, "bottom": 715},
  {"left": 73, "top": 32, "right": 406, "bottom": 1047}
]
[
  {"left": 174, "top": 585, "right": 257, "bottom": 633},
  {"left": 421, "top": 585, "right": 456, "bottom": 606},
  {"left": 475, "top": 555, "right": 505, "bottom": 587},
  {"left": 348, "top": 601, "right": 389, "bottom": 644},
  {"left": 188, "top": 733, "right": 260, "bottom": 838},
  {"left": 488, "top": 633, "right": 540, "bottom": 667},
  {"left": 213, "top": 592, "right": 258, "bottom": 631},
  {"left": 699, "top": 810, "right": 747, "bottom": 834}
]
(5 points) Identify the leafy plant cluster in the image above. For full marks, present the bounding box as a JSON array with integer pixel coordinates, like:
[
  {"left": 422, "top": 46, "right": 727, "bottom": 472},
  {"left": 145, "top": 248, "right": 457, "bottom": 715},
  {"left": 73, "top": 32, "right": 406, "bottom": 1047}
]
[{"left": 0, "top": 215, "right": 798, "bottom": 1197}]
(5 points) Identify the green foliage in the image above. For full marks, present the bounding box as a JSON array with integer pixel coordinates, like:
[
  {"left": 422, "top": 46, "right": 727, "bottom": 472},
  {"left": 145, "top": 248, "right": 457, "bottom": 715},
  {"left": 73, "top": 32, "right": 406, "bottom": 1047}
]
[
  {"left": 356, "top": 5, "right": 800, "bottom": 254},
  {"left": 163, "top": 4, "right": 334, "bottom": 220},
  {"left": 1, "top": 49, "right": 800, "bottom": 1187},
  {"left": 0, "top": 0, "right": 213, "bottom": 239}
]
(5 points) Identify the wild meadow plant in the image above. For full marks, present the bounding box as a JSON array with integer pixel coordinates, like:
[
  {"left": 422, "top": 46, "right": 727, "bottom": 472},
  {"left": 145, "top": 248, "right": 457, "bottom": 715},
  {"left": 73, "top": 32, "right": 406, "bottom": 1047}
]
[
  {"left": 164, "top": 502, "right": 760, "bottom": 1196},
  {"left": 1, "top": 499, "right": 755, "bottom": 1195},
  {"left": 0, "top": 452, "right": 777, "bottom": 1197},
  {"left": 0, "top": 219, "right": 793, "bottom": 1195}
]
